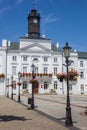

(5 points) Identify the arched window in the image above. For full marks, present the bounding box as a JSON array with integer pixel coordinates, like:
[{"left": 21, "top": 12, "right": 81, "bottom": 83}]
[
  {"left": 54, "top": 81, "right": 57, "bottom": 89},
  {"left": 23, "top": 81, "right": 27, "bottom": 89},
  {"left": 33, "top": 58, "right": 38, "bottom": 61},
  {"left": 44, "top": 82, "right": 48, "bottom": 89}
]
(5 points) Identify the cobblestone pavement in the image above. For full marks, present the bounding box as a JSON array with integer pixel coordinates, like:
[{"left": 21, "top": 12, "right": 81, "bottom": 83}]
[
  {"left": 13, "top": 94, "right": 87, "bottom": 130},
  {"left": 34, "top": 94, "right": 87, "bottom": 130},
  {"left": 0, "top": 96, "right": 71, "bottom": 130}
]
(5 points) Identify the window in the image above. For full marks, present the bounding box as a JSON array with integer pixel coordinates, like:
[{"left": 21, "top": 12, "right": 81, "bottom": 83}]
[
  {"left": 35, "top": 67, "right": 38, "bottom": 73},
  {"left": 80, "top": 84, "right": 84, "bottom": 91},
  {"left": 23, "top": 67, "right": 27, "bottom": 73},
  {"left": 69, "top": 85, "right": 72, "bottom": 91},
  {"left": 44, "top": 82, "right": 48, "bottom": 89},
  {"left": 54, "top": 81, "right": 57, "bottom": 89},
  {"left": 44, "top": 67, "right": 48, "bottom": 73},
  {"left": 12, "top": 56, "right": 17, "bottom": 61},
  {"left": 54, "top": 67, "right": 57, "bottom": 75},
  {"left": 12, "top": 66, "right": 16, "bottom": 75},
  {"left": 13, "top": 81, "right": 16, "bottom": 89},
  {"left": 23, "top": 56, "right": 27, "bottom": 61},
  {"left": 23, "top": 82, "right": 27, "bottom": 89},
  {"left": 54, "top": 57, "right": 57, "bottom": 63},
  {"left": 80, "top": 61, "right": 83, "bottom": 67},
  {"left": 44, "top": 57, "right": 48, "bottom": 62},
  {"left": 80, "top": 71, "right": 84, "bottom": 78},
  {"left": 33, "top": 58, "right": 38, "bottom": 61}
]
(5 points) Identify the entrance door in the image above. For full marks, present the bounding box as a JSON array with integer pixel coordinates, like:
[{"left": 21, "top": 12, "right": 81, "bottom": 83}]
[{"left": 33, "top": 82, "right": 38, "bottom": 93}]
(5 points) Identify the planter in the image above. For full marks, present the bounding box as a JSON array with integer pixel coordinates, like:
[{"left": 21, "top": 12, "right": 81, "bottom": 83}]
[
  {"left": 69, "top": 75, "right": 74, "bottom": 81},
  {"left": 6, "top": 85, "right": 9, "bottom": 87},
  {"left": 29, "top": 79, "right": 38, "bottom": 83},
  {"left": 69, "top": 75, "right": 77, "bottom": 81},
  {"left": 59, "top": 78, "right": 63, "bottom": 82},
  {"left": 17, "top": 82, "right": 22, "bottom": 86},
  {"left": 56, "top": 73, "right": 67, "bottom": 82}
]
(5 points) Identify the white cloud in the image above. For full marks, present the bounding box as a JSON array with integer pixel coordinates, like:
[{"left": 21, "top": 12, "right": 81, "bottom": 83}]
[{"left": 43, "top": 14, "right": 60, "bottom": 24}]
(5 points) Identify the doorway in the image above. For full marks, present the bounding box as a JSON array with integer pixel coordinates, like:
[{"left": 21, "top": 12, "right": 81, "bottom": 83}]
[{"left": 33, "top": 81, "right": 38, "bottom": 93}]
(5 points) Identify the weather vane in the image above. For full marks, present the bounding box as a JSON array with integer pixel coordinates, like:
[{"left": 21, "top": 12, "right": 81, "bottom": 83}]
[{"left": 32, "top": 1, "right": 36, "bottom": 9}]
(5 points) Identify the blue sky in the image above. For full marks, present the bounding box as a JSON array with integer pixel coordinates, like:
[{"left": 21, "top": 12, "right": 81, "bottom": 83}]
[{"left": 0, "top": 0, "right": 87, "bottom": 51}]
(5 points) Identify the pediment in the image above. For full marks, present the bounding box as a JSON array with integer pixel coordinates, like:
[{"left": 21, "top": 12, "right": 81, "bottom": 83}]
[{"left": 20, "top": 43, "right": 51, "bottom": 52}]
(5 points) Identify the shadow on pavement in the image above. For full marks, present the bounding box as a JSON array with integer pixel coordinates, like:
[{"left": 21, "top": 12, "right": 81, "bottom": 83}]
[{"left": 0, "top": 115, "right": 32, "bottom": 122}]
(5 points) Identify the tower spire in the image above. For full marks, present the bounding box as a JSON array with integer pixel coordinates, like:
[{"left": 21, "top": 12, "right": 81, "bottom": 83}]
[
  {"left": 32, "top": 0, "right": 37, "bottom": 10},
  {"left": 32, "top": 2, "right": 36, "bottom": 9}
]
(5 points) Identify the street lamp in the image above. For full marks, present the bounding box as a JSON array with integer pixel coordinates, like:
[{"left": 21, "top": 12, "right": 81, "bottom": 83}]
[
  {"left": 7, "top": 78, "right": 9, "bottom": 98},
  {"left": 11, "top": 76, "right": 13, "bottom": 99},
  {"left": 31, "top": 63, "right": 36, "bottom": 109},
  {"left": 18, "top": 72, "right": 21, "bottom": 102},
  {"left": 63, "top": 43, "right": 73, "bottom": 126}
]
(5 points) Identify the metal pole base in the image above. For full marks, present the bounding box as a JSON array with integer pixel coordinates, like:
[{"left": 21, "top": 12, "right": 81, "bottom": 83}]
[
  {"left": 31, "top": 99, "right": 35, "bottom": 109},
  {"left": 18, "top": 95, "right": 20, "bottom": 102},
  {"left": 7, "top": 94, "right": 9, "bottom": 98},
  {"left": 11, "top": 94, "right": 13, "bottom": 100},
  {"left": 65, "top": 106, "right": 73, "bottom": 126},
  {"left": 31, "top": 103, "right": 35, "bottom": 109}
]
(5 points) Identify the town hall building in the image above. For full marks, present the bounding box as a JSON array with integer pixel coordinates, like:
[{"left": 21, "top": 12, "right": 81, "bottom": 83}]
[{"left": 0, "top": 8, "right": 87, "bottom": 96}]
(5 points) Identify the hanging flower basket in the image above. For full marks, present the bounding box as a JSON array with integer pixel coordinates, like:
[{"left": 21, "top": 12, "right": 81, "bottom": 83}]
[
  {"left": 17, "top": 82, "right": 22, "bottom": 86},
  {"left": 6, "top": 85, "right": 9, "bottom": 87},
  {"left": 69, "top": 75, "right": 74, "bottom": 81},
  {"left": 10, "top": 84, "right": 13, "bottom": 87},
  {"left": 29, "top": 79, "right": 38, "bottom": 83},
  {"left": 0, "top": 74, "right": 5, "bottom": 78},
  {"left": 49, "top": 74, "right": 52, "bottom": 77},
  {"left": 39, "top": 73, "right": 43, "bottom": 77},
  {"left": 68, "top": 69, "right": 79, "bottom": 81},
  {"left": 73, "top": 76, "right": 78, "bottom": 81},
  {"left": 59, "top": 78, "right": 64, "bottom": 82},
  {"left": 56, "top": 73, "right": 67, "bottom": 82},
  {"left": 37, "top": 73, "right": 40, "bottom": 76},
  {"left": 10, "top": 84, "right": 16, "bottom": 87}
]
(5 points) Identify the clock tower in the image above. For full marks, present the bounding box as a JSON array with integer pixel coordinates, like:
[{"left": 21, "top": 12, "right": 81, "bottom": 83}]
[{"left": 27, "top": 9, "right": 41, "bottom": 38}]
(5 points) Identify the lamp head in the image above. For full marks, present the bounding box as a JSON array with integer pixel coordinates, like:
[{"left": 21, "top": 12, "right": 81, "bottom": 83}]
[
  {"left": 31, "top": 63, "right": 35, "bottom": 72},
  {"left": 18, "top": 72, "right": 21, "bottom": 78},
  {"left": 11, "top": 76, "right": 13, "bottom": 81},
  {"left": 63, "top": 43, "right": 71, "bottom": 58}
]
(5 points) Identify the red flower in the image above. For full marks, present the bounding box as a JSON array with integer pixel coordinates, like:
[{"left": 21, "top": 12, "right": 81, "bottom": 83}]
[
  {"left": 6, "top": 85, "right": 9, "bottom": 87},
  {"left": 68, "top": 69, "right": 79, "bottom": 77},
  {"left": 17, "top": 82, "right": 22, "bottom": 86},
  {"left": 0, "top": 74, "right": 5, "bottom": 78},
  {"left": 29, "top": 79, "right": 38, "bottom": 83},
  {"left": 56, "top": 73, "right": 67, "bottom": 80}
]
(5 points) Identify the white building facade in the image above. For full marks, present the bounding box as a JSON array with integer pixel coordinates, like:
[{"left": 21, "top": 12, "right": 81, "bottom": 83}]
[{"left": 0, "top": 8, "right": 87, "bottom": 95}]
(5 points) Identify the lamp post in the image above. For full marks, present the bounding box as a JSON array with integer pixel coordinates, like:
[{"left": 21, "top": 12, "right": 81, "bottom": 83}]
[
  {"left": 11, "top": 76, "right": 13, "bottom": 99},
  {"left": 7, "top": 78, "right": 9, "bottom": 98},
  {"left": 63, "top": 43, "right": 73, "bottom": 126},
  {"left": 18, "top": 72, "right": 21, "bottom": 102},
  {"left": 31, "top": 63, "right": 36, "bottom": 109}
]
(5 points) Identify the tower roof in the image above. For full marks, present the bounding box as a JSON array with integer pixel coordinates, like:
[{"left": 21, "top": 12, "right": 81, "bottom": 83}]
[{"left": 28, "top": 9, "right": 40, "bottom": 18}]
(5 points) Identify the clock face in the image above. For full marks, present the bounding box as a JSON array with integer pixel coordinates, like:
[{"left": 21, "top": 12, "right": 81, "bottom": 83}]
[{"left": 33, "top": 19, "right": 38, "bottom": 23}]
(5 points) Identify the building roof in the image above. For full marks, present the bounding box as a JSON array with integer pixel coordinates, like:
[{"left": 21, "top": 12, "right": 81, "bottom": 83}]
[
  {"left": 51, "top": 44, "right": 61, "bottom": 52},
  {"left": 8, "top": 42, "right": 19, "bottom": 50},
  {"left": 78, "top": 52, "right": 87, "bottom": 59},
  {"left": 7, "top": 41, "right": 62, "bottom": 53}
]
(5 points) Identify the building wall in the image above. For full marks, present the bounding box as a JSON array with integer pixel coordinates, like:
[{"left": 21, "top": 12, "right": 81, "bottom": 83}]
[{"left": 0, "top": 39, "right": 87, "bottom": 95}]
